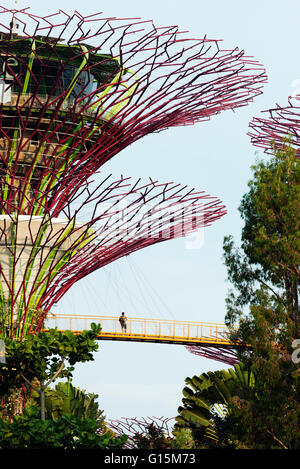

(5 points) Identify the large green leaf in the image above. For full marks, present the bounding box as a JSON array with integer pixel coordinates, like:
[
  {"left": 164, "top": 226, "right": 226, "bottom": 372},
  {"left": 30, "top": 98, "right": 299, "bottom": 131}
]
[{"left": 175, "top": 363, "right": 254, "bottom": 447}]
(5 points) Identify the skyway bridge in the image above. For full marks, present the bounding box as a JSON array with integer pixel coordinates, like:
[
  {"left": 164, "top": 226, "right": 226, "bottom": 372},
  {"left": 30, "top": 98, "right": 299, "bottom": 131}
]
[
  {"left": 45, "top": 314, "right": 240, "bottom": 364},
  {"left": 45, "top": 314, "right": 235, "bottom": 348}
]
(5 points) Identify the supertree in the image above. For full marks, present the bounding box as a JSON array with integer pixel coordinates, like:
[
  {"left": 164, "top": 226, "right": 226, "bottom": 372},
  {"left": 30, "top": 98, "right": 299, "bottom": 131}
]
[
  {"left": 248, "top": 95, "right": 300, "bottom": 156},
  {"left": 0, "top": 7, "right": 267, "bottom": 340}
]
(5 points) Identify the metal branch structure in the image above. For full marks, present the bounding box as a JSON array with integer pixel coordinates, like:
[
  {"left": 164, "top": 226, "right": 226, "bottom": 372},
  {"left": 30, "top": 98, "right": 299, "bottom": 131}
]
[
  {"left": 249, "top": 95, "right": 300, "bottom": 157},
  {"left": 0, "top": 7, "right": 267, "bottom": 340},
  {"left": 0, "top": 176, "right": 226, "bottom": 338},
  {"left": 186, "top": 344, "right": 238, "bottom": 366},
  {"left": 107, "top": 417, "right": 175, "bottom": 449}
]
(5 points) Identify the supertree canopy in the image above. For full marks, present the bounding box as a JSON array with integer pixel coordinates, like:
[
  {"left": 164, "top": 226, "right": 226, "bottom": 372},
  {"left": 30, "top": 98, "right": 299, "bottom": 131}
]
[
  {"left": 0, "top": 7, "right": 267, "bottom": 339},
  {"left": 248, "top": 95, "right": 300, "bottom": 157}
]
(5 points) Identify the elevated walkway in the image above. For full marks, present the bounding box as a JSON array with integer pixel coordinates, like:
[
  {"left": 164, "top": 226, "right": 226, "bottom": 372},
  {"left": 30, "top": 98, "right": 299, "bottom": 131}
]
[{"left": 46, "top": 314, "right": 234, "bottom": 348}]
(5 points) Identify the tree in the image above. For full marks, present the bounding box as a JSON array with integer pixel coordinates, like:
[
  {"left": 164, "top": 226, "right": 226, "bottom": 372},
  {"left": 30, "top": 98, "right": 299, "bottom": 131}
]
[
  {"left": 0, "top": 324, "right": 129, "bottom": 448},
  {"left": 224, "top": 145, "right": 300, "bottom": 328},
  {"left": 27, "top": 381, "right": 105, "bottom": 427},
  {"left": 222, "top": 146, "right": 300, "bottom": 448},
  {"left": 0, "top": 323, "right": 101, "bottom": 420},
  {"left": 0, "top": 406, "right": 127, "bottom": 449},
  {"left": 132, "top": 422, "right": 173, "bottom": 449}
]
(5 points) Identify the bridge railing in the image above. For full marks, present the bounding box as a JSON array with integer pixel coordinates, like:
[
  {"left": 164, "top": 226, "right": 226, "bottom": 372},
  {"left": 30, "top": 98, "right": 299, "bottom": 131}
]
[{"left": 45, "top": 314, "right": 233, "bottom": 345}]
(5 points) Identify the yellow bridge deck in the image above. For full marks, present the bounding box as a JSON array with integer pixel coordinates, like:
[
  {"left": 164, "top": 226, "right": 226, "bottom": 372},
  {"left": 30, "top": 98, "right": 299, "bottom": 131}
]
[{"left": 46, "top": 314, "right": 234, "bottom": 348}]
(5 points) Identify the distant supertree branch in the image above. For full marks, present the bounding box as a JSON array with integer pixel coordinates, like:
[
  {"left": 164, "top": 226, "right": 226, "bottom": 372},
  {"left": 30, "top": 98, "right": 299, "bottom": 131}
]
[
  {"left": 185, "top": 344, "right": 239, "bottom": 365},
  {"left": 248, "top": 95, "right": 300, "bottom": 157},
  {"left": 107, "top": 416, "right": 175, "bottom": 449}
]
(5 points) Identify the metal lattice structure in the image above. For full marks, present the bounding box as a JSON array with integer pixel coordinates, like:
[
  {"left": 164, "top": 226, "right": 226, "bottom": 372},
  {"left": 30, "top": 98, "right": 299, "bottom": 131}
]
[
  {"left": 0, "top": 7, "right": 267, "bottom": 340},
  {"left": 249, "top": 95, "right": 300, "bottom": 157},
  {"left": 186, "top": 344, "right": 238, "bottom": 366},
  {"left": 107, "top": 417, "right": 175, "bottom": 449},
  {"left": 0, "top": 177, "right": 227, "bottom": 338}
]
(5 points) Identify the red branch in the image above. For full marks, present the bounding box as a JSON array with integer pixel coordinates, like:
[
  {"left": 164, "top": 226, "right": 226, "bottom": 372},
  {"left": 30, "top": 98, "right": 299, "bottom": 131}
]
[
  {"left": 186, "top": 344, "right": 239, "bottom": 365},
  {"left": 107, "top": 416, "right": 175, "bottom": 449},
  {"left": 0, "top": 8, "right": 267, "bottom": 213},
  {"left": 248, "top": 95, "right": 300, "bottom": 157}
]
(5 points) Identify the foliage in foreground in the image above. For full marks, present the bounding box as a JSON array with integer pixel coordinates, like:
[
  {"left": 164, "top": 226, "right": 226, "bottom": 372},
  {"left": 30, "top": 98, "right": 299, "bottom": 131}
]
[
  {"left": 0, "top": 323, "right": 101, "bottom": 419},
  {"left": 107, "top": 417, "right": 196, "bottom": 449},
  {"left": 131, "top": 424, "right": 196, "bottom": 449},
  {"left": 0, "top": 406, "right": 127, "bottom": 449},
  {"left": 0, "top": 324, "right": 127, "bottom": 448},
  {"left": 27, "top": 381, "right": 105, "bottom": 424},
  {"left": 175, "top": 363, "right": 254, "bottom": 448}
]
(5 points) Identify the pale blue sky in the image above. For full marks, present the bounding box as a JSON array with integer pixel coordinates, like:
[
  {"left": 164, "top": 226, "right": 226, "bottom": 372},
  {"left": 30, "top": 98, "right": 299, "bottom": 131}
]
[{"left": 7, "top": 0, "right": 300, "bottom": 419}]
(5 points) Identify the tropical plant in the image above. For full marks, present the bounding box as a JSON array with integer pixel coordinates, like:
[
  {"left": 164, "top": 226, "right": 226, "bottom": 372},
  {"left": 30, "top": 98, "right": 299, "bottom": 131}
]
[
  {"left": 0, "top": 406, "right": 127, "bottom": 449},
  {"left": 175, "top": 363, "right": 254, "bottom": 448},
  {"left": 27, "top": 381, "right": 105, "bottom": 426},
  {"left": 132, "top": 422, "right": 173, "bottom": 449},
  {"left": 0, "top": 323, "right": 101, "bottom": 420},
  {"left": 108, "top": 417, "right": 175, "bottom": 449},
  {"left": 172, "top": 428, "right": 196, "bottom": 449}
]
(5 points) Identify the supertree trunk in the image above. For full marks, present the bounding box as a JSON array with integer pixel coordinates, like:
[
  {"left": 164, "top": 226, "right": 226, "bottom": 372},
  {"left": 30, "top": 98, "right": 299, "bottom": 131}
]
[{"left": 0, "top": 7, "right": 266, "bottom": 339}]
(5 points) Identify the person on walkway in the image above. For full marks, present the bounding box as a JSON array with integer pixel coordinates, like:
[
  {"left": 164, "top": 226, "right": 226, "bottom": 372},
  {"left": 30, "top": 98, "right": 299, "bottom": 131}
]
[{"left": 119, "top": 312, "right": 128, "bottom": 333}]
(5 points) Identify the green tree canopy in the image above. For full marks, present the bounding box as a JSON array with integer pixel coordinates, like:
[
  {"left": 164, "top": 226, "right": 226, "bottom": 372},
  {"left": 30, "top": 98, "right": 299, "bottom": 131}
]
[
  {"left": 0, "top": 323, "right": 101, "bottom": 419},
  {"left": 224, "top": 145, "right": 300, "bottom": 327}
]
